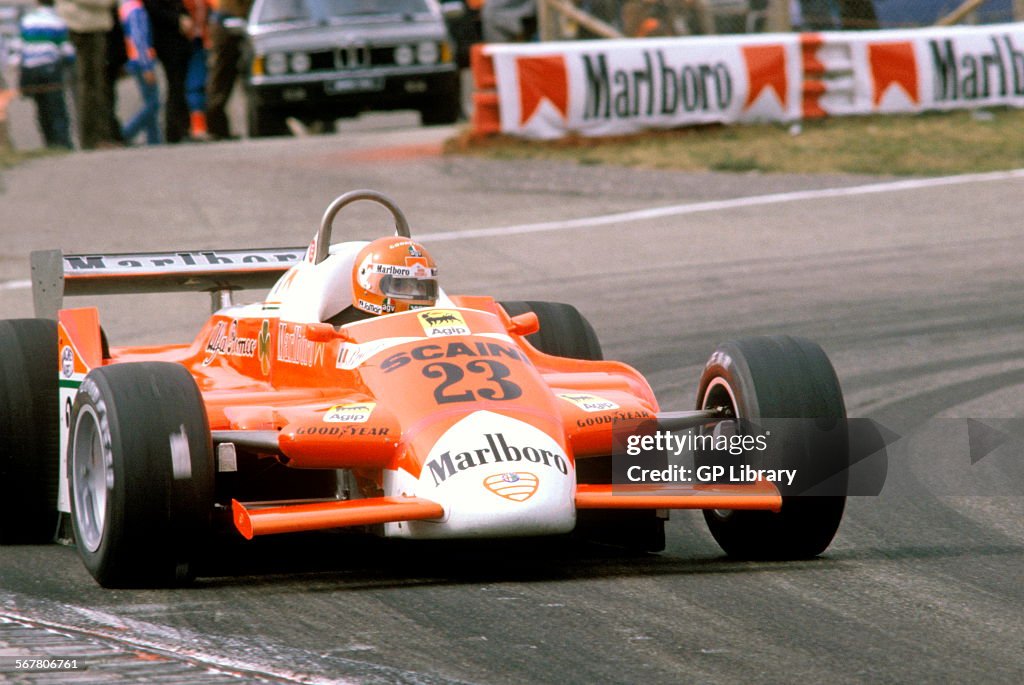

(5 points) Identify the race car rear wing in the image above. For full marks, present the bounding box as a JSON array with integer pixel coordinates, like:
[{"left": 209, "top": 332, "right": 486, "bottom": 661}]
[{"left": 30, "top": 247, "right": 306, "bottom": 318}]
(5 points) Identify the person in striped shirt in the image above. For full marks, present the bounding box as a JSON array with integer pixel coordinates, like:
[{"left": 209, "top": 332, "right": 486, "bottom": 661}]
[
  {"left": 118, "top": 0, "right": 161, "bottom": 144},
  {"left": 17, "top": 0, "right": 76, "bottom": 149}
]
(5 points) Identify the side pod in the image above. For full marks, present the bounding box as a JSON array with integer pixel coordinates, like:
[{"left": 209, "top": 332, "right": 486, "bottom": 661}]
[{"left": 56, "top": 307, "right": 104, "bottom": 515}]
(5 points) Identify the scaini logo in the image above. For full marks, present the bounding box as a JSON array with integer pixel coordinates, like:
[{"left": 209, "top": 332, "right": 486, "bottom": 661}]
[{"left": 423, "top": 432, "right": 568, "bottom": 487}]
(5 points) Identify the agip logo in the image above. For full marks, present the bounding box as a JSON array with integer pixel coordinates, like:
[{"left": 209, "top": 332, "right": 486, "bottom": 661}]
[
  {"left": 558, "top": 393, "right": 620, "bottom": 413},
  {"left": 416, "top": 309, "right": 470, "bottom": 338},
  {"left": 323, "top": 402, "right": 376, "bottom": 423}
]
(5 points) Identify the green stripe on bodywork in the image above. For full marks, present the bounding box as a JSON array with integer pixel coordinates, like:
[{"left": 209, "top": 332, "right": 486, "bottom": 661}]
[{"left": 58, "top": 379, "right": 82, "bottom": 389}]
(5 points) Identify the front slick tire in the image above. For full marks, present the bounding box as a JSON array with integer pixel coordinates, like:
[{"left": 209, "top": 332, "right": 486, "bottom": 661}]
[
  {"left": 69, "top": 363, "right": 213, "bottom": 587},
  {"left": 697, "top": 336, "right": 848, "bottom": 560}
]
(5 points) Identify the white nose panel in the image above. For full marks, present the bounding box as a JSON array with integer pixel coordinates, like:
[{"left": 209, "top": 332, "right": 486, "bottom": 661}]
[{"left": 387, "top": 411, "right": 576, "bottom": 539}]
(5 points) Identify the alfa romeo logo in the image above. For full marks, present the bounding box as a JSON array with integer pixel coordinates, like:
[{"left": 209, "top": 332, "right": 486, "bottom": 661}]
[
  {"left": 483, "top": 472, "right": 539, "bottom": 502},
  {"left": 61, "top": 345, "right": 74, "bottom": 378}
]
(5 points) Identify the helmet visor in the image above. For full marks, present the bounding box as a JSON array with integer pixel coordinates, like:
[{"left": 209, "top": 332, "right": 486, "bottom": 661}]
[{"left": 381, "top": 275, "right": 438, "bottom": 301}]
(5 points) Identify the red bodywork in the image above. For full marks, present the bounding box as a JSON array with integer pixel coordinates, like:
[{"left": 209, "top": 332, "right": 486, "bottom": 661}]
[{"left": 53, "top": 262, "right": 781, "bottom": 541}]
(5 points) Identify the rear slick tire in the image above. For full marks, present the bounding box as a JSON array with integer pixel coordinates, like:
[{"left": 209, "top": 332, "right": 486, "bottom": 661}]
[
  {"left": 501, "top": 301, "right": 664, "bottom": 552},
  {"left": 499, "top": 301, "right": 603, "bottom": 361},
  {"left": 0, "top": 319, "right": 60, "bottom": 544},
  {"left": 697, "top": 336, "right": 848, "bottom": 560},
  {"left": 69, "top": 362, "right": 214, "bottom": 587}
]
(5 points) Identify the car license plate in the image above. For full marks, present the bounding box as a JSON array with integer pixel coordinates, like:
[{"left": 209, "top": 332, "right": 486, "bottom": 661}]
[{"left": 325, "top": 77, "right": 384, "bottom": 94}]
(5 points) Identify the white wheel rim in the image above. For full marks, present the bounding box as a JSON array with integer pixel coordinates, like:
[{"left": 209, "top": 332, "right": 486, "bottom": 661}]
[
  {"left": 702, "top": 377, "right": 739, "bottom": 418},
  {"left": 703, "top": 377, "right": 740, "bottom": 520},
  {"left": 71, "top": 405, "right": 109, "bottom": 553}
]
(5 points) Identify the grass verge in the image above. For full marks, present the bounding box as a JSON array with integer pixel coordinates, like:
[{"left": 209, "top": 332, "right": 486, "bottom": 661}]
[{"left": 446, "top": 108, "right": 1024, "bottom": 176}]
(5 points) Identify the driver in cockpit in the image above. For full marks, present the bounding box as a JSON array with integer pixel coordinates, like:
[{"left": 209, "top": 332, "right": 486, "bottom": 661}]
[{"left": 328, "top": 237, "right": 439, "bottom": 325}]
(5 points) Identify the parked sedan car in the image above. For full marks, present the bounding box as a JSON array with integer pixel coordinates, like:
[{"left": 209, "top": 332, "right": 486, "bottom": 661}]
[{"left": 239, "top": 0, "right": 463, "bottom": 136}]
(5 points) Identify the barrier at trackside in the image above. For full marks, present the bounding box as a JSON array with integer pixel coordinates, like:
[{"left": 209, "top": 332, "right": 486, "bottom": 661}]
[{"left": 471, "top": 22, "right": 1024, "bottom": 140}]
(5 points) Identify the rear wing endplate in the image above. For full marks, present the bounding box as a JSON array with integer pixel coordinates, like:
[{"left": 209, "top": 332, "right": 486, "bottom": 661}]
[{"left": 30, "top": 247, "right": 306, "bottom": 318}]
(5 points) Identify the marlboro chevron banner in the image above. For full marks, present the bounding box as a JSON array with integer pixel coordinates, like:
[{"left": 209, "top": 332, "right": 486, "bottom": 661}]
[
  {"left": 485, "top": 34, "right": 803, "bottom": 139},
  {"left": 813, "top": 23, "right": 1024, "bottom": 116},
  {"left": 476, "top": 22, "right": 1024, "bottom": 140}
]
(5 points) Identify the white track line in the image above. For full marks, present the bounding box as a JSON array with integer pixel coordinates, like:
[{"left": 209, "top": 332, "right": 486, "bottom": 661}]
[
  {"left": 418, "top": 168, "right": 1024, "bottom": 242},
  {"left": 2, "top": 168, "right": 1021, "bottom": 292}
]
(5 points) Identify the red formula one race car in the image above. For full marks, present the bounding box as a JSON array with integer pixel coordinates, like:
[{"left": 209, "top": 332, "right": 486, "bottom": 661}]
[{"left": 0, "top": 191, "right": 850, "bottom": 587}]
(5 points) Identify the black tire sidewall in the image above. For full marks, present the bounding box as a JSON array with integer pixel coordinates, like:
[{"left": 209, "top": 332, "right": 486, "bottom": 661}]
[
  {"left": 69, "top": 373, "right": 129, "bottom": 582},
  {"left": 69, "top": 363, "right": 213, "bottom": 587},
  {"left": 0, "top": 319, "right": 60, "bottom": 544},
  {"left": 499, "top": 301, "right": 603, "bottom": 361},
  {"left": 696, "top": 336, "right": 848, "bottom": 559},
  {"left": 697, "top": 336, "right": 848, "bottom": 490}
]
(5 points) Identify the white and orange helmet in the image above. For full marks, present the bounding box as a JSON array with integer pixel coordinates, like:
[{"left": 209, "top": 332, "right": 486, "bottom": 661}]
[{"left": 352, "top": 237, "right": 439, "bottom": 315}]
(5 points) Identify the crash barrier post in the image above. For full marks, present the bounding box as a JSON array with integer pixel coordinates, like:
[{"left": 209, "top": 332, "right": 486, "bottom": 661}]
[
  {"left": 470, "top": 43, "right": 501, "bottom": 137},
  {"left": 800, "top": 33, "right": 858, "bottom": 119},
  {"left": 801, "top": 33, "right": 827, "bottom": 118},
  {"left": 470, "top": 22, "right": 1024, "bottom": 139}
]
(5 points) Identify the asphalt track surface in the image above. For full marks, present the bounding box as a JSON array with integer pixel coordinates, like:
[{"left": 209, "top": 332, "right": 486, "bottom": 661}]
[{"left": 1, "top": 125, "right": 1023, "bottom": 684}]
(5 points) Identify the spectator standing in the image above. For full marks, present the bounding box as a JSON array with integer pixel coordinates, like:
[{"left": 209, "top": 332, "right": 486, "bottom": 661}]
[
  {"left": 182, "top": 0, "right": 209, "bottom": 139},
  {"left": 104, "top": 4, "right": 128, "bottom": 142},
  {"left": 17, "top": 0, "right": 76, "bottom": 149},
  {"left": 56, "top": 0, "right": 118, "bottom": 149},
  {"left": 118, "top": 0, "right": 160, "bottom": 144},
  {"left": 838, "top": 0, "right": 877, "bottom": 29},
  {"left": 481, "top": 0, "right": 536, "bottom": 42},
  {"left": 798, "top": 0, "right": 840, "bottom": 30},
  {"left": 205, "top": 0, "right": 252, "bottom": 140},
  {"left": 143, "top": 0, "right": 191, "bottom": 143}
]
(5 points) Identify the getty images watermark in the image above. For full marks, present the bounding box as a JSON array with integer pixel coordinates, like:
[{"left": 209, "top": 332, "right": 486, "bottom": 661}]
[
  {"left": 610, "top": 417, "right": 1024, "bottom": 497},
  {"left": 623, "top": 429, "right": 797, "bottom": 486}
]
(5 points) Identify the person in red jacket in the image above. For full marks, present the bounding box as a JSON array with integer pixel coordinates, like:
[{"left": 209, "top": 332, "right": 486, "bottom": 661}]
[{"left": 182, "top": 0, "right": 210, "bottom": 139}]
